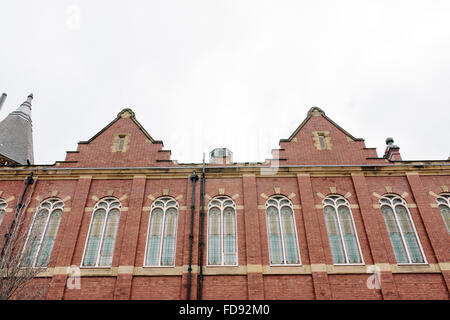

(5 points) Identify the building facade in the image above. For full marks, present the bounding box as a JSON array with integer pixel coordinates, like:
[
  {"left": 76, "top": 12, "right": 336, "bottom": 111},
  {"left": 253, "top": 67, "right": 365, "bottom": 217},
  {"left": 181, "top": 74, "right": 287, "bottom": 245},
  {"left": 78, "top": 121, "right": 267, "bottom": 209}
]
[{"left": 0, "top": 97, "right": 449, "bottom": 300}]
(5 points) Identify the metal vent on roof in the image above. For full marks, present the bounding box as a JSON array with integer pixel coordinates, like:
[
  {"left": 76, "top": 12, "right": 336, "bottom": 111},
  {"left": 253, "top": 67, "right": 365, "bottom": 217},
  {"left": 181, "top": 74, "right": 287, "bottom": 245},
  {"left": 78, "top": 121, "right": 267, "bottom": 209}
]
[{"left": 209, "top": 148, "right": 233, "bottom": 164}]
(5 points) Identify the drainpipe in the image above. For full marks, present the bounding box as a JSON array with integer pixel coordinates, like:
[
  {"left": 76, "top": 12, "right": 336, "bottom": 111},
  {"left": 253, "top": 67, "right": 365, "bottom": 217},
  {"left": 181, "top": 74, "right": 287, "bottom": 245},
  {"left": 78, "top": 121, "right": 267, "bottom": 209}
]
[
  {"left": 0, "top": 172, "right": 34, "bottom": 258},
  {"left": 197, "top": 155, "right": 206, "bottom": 299},
  {"left": 186, "top": 170, "right": 198, "bottom": 300}
]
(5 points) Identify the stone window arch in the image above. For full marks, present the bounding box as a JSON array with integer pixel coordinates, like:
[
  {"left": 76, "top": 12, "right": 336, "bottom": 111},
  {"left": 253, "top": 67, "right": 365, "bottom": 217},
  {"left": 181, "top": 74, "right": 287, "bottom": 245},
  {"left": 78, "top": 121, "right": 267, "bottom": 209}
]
[{"left": 436, "top": 193, "right": 450, "bottom": 235}]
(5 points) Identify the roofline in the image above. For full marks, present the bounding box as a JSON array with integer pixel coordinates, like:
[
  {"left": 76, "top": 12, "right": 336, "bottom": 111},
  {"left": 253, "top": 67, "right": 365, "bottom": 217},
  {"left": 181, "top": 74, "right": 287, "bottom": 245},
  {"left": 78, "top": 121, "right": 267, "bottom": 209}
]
[
  {"left": 281, "top": 107, "right": 364, "bottom": 143},
  {"left": 2, "top": 160, "right": 449, "bottom": 171},
  {"left": 78, "top": 108, "right": 163, "bottom": 146}
]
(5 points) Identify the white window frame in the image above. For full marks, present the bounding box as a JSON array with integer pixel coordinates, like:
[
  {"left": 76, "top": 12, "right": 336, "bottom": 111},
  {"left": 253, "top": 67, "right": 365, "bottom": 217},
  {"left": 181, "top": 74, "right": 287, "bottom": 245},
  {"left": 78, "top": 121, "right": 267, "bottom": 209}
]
[
  {"left": 379, "top": 194, "right": 427, "bottom": 265},
  {"left": 206, "top": 196, "right": 238, "bottom": 267},
  {"left": 81, "top": 197, "right": 121, "bottom": 268},
  {"left": 143, "top": 196, "right": 179, "bottom": 267},
  {"left": 322, "top": 195, "right": 364, "bottom": 265},
  {"left": 0, "top": 198, "right": 7, "bottom": 226},
  {"left": 436, "top": 193, "right": 450, "bottom": 235},
  {"left": 265, "top": 195, "right": 301, "bottom": 266},
  {"left": 21, "top": 198, "right": 64, "bottom": 268}
]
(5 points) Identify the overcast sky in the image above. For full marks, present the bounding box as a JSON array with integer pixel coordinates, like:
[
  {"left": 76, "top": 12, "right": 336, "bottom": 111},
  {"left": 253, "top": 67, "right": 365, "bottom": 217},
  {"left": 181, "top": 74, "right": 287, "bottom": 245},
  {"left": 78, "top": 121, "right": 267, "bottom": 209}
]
[{"left": 1, "top": 0, "right": 449, "bottom": 165}]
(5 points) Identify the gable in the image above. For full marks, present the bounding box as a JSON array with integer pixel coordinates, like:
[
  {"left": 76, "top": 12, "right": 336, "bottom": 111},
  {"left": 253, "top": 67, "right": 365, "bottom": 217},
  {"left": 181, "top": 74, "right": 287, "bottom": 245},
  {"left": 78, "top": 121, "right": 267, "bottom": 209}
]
[
  {"left": 58, "top": 109, "right": 174, "bottom": 168},
  {"left": 271, "top": 107, "right": 384, "bottom": 165}
]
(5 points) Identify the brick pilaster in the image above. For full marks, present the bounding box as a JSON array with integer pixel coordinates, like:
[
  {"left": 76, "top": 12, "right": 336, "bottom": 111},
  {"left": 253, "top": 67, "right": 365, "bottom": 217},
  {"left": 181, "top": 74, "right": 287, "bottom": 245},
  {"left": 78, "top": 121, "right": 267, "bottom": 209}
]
[
  {"left": 47, "top": 175, "right": 92, "bottom": 300},
  {"left": 113, "top": 175, "right": 146, "bottom": 299},
  {"left": 296, "top": 173, "right": 331, "bottom": 299},
  {"left": 242, "top": 174, "right": 264, "bottom": 299}
]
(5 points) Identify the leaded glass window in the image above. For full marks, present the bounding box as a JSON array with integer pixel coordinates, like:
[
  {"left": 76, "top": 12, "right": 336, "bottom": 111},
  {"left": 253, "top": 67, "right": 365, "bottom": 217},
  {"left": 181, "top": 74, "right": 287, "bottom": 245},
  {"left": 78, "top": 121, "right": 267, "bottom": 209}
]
[
  {"left": 22, "top": 198, "right": 63, "bottom": 267},
  {"left": 265, "top": 196, "right": 300, "bottom": 265},
  {"left": 145, "top": 197, "right": 178, "bottom": 266},
  {"left": 436, "top": 193, "right": 450, "bottom": 235},
  {"left": 82, "top": 197, "right": 121, "bottom": 267},
  {"left": 0, "top": 199, "right": 7, "bottom": 226},
  {"left": 380, "top": 194, "right": 426, "bottom": 264},
  {"left": 322, "top": 195, "right": 363, "bottom": 264},
  {"left": 207, "top": 196, "right": 237, "bottom": 266}
]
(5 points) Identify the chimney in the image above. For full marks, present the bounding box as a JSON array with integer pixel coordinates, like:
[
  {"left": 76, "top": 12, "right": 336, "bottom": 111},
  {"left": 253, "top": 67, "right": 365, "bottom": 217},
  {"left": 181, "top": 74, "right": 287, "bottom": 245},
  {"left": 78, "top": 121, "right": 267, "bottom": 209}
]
[
  {"left": 383, "top": 137, "right": 402, "bottom": 161},
  {"left": 0, "top": 93, "right": 6, "bottom": 112}
]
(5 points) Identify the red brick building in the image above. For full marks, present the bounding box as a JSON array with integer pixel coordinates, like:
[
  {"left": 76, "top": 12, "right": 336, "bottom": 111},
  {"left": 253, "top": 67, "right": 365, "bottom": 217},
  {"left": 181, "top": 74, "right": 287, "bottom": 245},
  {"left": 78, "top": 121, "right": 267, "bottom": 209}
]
[{"left": 0, "top": 97, "right": 449, "bottom": 300}]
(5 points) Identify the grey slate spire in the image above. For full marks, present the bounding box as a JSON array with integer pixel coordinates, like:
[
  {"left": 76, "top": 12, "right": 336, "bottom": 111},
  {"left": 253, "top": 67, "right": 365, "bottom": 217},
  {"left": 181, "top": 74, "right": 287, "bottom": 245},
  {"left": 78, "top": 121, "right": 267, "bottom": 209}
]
[{"left": 0, "top": 93, "right": 34, "bottom": 165}]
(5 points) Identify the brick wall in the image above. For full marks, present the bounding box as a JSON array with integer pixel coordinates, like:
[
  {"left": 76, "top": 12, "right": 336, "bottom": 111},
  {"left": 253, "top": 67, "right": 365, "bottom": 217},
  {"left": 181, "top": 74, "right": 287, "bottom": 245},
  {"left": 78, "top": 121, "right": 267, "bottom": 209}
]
[
  {"left": 0, "top": 170, "right": 447, "bottom": 300},
  {"left": 0, "top": 108, "right": 448, "bottom": 300}
]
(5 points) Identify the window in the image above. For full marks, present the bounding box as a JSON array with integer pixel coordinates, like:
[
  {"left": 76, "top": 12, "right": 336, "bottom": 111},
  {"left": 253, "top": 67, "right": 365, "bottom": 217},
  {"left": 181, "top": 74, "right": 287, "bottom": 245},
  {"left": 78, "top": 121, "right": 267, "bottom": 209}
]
[
  {"left": 265, "top": 196, "right": 300, "bottom": 265},
  {"left": 322, "top": 195, "right": 363, "bottom": 264},
  {"left": 117, "top": 135, "right": 126, "bottom": 152},
  {"left": 82, "top": 197, "right": 121, "bottom": 267},
  {"left": 436, "top": 193, "right": 450, "bottom": 235},
  {"left": 0, "top": 198, "right": 7, "bottom": 225},
  {"left": 111, "top": 134, "right": 130, "bottom": 153},
  {"left": 207, "top": 196, "right": 237, "bottom": 266},
  {"left": 312, "top": 131, "right": 332, "bottom": 150},
  {"left": 22, "top": 198, "right": 63, "bottom": 267},
  {"left": 380, "top": 194, "right": 426, "bottom": 264},
  {"left": 318, "top": 135, "right": 326, "bottom": 149},
  {"left": 144, "top": 197, "right": 179, "bottom": 266}
]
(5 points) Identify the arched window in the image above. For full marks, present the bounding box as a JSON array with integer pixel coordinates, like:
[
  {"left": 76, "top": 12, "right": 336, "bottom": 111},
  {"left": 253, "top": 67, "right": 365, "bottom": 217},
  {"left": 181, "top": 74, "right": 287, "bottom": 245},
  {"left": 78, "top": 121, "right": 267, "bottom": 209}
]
[
  {"left": 0, "top": 198, "right": 7, "bottom": 225},
  {"left": 22, "top": 198, "right": 63, "bottom": 267},
  {"left": 436, "top": 193, "right": 450, "bottom": 235},
  {"left": 207, "top": 196, "right": 237, "bottom": 266},
  {"left": 82, "top": 197, "right": 121, "bottom": 267},
  {"left": 145, "top": 197, "right": 179, "bottom": 266},
  {"left": 322, "top": 195, "right": 363, "bottom": 264},
  {"left": 265, "top": 196, "right": 300, "bottom": 265},
  {"left": 380, "top": 194, "right": 426, "bottom": 264}
]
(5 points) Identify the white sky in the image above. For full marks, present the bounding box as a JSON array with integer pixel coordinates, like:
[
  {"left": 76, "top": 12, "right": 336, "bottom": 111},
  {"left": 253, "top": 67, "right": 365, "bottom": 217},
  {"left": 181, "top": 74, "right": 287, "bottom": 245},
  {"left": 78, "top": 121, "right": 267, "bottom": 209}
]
[{"left": 1, "top": 0, "right": 449, "bottom": 164}]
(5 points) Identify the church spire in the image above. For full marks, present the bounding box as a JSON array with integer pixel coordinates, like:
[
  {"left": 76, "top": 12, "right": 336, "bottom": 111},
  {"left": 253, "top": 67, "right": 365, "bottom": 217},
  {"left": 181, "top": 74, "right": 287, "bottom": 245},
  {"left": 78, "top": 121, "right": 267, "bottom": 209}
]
[{"left": 0, "top": 93, "right": 35, "bottom": 165}]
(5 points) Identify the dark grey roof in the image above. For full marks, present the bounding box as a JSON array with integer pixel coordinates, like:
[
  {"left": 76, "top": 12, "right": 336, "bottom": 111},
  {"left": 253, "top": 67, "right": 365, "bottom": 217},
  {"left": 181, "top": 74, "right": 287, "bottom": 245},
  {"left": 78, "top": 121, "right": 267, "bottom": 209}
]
[{"left": 0, "top": 94, "right": 34, "bottom": 165}]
